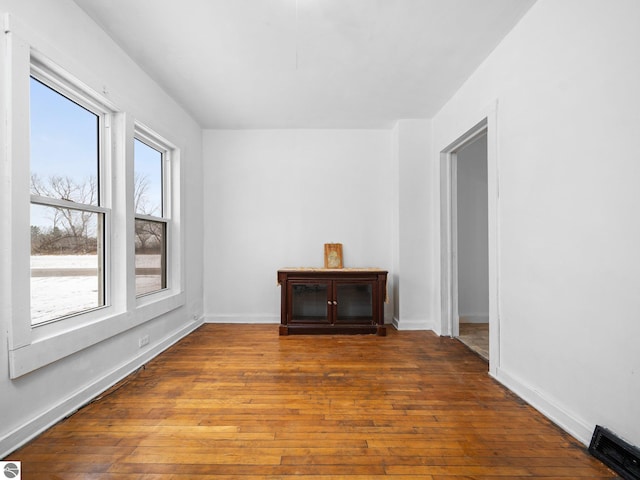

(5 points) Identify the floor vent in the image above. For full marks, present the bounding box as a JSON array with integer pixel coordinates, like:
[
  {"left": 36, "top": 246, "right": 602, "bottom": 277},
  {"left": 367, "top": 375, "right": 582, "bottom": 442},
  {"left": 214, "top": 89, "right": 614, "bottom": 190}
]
[{"left": 589, "top": 425, "right": 640, "bottom": 480}]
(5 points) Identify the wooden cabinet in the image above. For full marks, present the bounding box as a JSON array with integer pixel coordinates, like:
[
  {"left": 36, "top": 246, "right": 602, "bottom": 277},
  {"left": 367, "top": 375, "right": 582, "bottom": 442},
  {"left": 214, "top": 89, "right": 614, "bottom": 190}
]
[{"left": 277, "top": 268, "right": 387, "bottom": 336}]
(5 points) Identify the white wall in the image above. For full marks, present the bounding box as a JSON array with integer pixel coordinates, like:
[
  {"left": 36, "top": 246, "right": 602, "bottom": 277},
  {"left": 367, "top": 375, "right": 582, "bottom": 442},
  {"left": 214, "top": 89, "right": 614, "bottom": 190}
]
[
  {"left": 203, "top": 130, "right": 394, "bottom": 323},
  {"left": 2, "top": 0, "right": 637, "bottom": 458},
  {"left": 392, "top": 120, "right": 433, "bottom": 330},
  {"left": 431, "top": 0, "right": 640, "bottom": 446},
  {"left": 0, "top": 0, "right": 203, "bottom": 456},
  {"left": 456, "top": 134, "right": 488, "bottom": 323}
]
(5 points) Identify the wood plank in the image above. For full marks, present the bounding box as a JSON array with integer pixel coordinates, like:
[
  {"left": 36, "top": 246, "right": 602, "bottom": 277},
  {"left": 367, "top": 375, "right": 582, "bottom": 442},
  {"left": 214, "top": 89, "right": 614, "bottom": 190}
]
[{"left": 3, "top": 324, "right": 616, "bottom": 478}]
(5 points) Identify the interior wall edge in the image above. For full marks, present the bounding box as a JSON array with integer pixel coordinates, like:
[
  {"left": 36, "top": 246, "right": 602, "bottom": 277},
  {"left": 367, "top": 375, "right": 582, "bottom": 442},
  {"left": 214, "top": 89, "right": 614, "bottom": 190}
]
[{"left": 391, "top": 316, "right": 400, "bottom": 330}]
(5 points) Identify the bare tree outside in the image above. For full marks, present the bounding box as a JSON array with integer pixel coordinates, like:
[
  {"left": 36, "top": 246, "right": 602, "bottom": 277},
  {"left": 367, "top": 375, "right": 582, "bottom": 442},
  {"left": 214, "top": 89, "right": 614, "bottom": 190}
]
[
  {"left": 30, "top": 173, "right": 104, "bottom": 323},
  {"left": 30, "top": 173, "right": 162, "bottom": 255},
  {"left": 31, "top": 174, "right": 99, "bottom": 254},
  {"left": 133, "top": 137, "right": 166, "bottom": 296},
  {"left": 134, "top": 172, "right": 163, "bottom": 253}
]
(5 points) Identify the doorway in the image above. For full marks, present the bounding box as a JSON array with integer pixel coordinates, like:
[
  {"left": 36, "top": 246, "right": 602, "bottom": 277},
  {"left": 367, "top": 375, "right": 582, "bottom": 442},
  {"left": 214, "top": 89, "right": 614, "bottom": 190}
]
[
  {"left": 439, "top": 105, "right": 499, "bottom": 375},
  {"left": 455, "top": 133, "right": 489, "bottom": 360}
]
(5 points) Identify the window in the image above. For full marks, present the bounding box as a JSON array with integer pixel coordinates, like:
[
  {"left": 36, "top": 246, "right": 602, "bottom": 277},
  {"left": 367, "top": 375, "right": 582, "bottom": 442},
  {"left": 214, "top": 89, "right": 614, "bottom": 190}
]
[
  {"left": 134, "top": 135, "right": 168, "bottom": 296},
  {"left": 29, "top": 76, "right": 108, "bottom": 325},
  {"left": 5, "top": 35, "right": 184, "bottom": 378}
]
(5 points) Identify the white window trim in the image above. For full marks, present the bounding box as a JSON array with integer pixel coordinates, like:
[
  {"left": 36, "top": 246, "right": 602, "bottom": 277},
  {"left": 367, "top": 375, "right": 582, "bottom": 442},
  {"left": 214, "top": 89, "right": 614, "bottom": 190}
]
[
  {"left": 29, "top": 69, "right": 112, "bottom": 326},
  {"left": 134, "top": 126, "right": 170, "bottom": 298},
  {"left": 133, "top": 122, "right": 183, "bottom": 306},
  {"left": 2, "top": 23, "right": 184, "bottom": 379}
]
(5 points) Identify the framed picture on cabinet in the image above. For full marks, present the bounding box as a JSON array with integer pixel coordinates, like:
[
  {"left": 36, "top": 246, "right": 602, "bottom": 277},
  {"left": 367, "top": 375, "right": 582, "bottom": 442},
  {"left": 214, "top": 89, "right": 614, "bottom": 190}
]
[{"left": 324, "top": 243, "right": 343, "bottom": 269}]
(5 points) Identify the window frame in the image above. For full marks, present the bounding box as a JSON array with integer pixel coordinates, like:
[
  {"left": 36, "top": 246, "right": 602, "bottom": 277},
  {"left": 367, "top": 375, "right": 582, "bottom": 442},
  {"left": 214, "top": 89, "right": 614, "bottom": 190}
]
[
  {"left": 29, "top": 68, "right": 112, "bottom": 326},
  {"left": 132, "top": 122, "right": 183, "bottom": 313},
  {"left": 2, "top": 29, "right": 185, "bottom": 379},
  {"left": 133, "top": 127, "right": 172, "bottom": 298}
]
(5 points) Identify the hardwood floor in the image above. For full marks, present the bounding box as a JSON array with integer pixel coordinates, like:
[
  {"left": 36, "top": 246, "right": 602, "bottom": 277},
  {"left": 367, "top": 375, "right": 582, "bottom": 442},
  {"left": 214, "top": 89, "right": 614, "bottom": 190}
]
[{"left": 6, "top": 324, "right": 615, "bottom": 479}]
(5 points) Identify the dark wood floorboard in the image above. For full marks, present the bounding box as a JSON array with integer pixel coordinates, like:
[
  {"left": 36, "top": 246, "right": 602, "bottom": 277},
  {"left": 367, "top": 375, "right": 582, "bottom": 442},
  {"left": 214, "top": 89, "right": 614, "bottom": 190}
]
[{"left": 5, "top": 324, "right": 615, "bottom": 479}]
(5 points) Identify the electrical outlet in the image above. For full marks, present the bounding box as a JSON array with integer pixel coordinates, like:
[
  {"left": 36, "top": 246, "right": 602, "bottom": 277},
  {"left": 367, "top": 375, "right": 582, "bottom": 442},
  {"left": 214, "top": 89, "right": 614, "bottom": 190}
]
[{"left": 138, "top": 335, "right": 149, "bottom": 348}]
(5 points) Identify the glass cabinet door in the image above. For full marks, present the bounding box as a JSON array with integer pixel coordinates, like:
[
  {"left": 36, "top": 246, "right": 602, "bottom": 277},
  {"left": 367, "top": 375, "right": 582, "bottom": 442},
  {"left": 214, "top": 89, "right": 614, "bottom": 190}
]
[
  {"left": 290, "top": 282, "right": 330, "bottom": 324},
  {"left": 335, "top": 282, "right": 374, "bottom": 324}
]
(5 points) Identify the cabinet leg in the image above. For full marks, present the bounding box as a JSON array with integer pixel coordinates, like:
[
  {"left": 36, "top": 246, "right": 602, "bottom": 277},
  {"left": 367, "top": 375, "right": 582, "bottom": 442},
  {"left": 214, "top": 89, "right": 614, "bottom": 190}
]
[
  {"left": 376, "top": 325, "right": 387, "bottom": 336},
  {"left": 279, "top": 326, "right": 289, "bottom": 336}
]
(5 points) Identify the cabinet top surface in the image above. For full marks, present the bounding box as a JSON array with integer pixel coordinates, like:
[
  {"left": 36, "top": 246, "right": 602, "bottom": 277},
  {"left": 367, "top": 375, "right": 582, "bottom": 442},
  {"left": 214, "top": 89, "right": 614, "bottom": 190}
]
[{"left": 278, "top": 267, "right": 387, "bottom": 274}]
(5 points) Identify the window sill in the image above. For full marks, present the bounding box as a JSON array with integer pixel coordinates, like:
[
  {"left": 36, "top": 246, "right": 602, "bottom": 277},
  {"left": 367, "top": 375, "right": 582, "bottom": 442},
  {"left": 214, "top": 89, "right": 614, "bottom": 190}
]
[{"left": 9, "top": 290, "right": 185, "bottom": 379}]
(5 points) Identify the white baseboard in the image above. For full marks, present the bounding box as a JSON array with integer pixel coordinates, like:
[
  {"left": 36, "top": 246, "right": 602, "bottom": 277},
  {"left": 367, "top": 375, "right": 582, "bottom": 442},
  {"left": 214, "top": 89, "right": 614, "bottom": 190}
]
[
  {"left": 0, "top": 318, "right": 203, "bottom": 459},
  {"left": 492, "top": 367, "right": 593, "bottom": 446},
  {"left": 459, "top": 315, "right": 489, "bottom": 323},
  {"left": 392, "top": 317, "right": 434, "bottom": 331},
  {"left": 204, "top": 314, "right": 279, "bottom": 324}
]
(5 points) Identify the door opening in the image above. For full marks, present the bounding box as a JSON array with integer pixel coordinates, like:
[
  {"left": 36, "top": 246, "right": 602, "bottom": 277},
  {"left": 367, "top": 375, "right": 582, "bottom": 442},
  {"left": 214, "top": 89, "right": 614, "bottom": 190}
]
[
  {"left": 439, "top": 106, "right": 499, "bottom": 375},
  {"left": 454, "top": 133, "right": 489, "bottom": 361}
]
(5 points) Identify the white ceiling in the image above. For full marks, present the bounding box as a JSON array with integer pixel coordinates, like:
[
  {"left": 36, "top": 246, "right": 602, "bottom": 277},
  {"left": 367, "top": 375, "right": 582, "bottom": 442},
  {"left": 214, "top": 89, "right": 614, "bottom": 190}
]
[{"left": 73, "top": 0, "right": 536, "bottom": 129}]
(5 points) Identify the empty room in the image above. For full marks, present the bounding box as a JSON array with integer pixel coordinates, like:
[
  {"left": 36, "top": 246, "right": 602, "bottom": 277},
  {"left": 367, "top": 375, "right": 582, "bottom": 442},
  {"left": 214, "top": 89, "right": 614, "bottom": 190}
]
[{"left": 1, "top": 0, "right": 638, "bottom": 478}]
